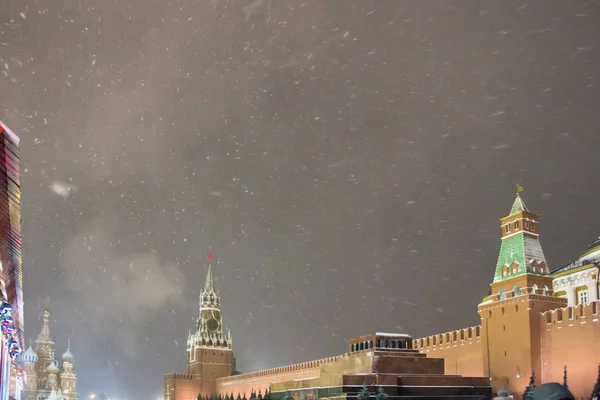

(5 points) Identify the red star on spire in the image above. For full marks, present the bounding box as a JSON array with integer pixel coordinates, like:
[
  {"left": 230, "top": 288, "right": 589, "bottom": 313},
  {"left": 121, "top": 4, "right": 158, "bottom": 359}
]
[{"left": 207, "top": 254, "right": 213, "bottom": 261}]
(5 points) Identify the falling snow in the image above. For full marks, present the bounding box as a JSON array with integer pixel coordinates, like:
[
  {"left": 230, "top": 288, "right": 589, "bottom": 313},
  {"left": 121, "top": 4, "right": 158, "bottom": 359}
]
[{"left": 1, "top": 0, "right": 599, "bottom": 399}]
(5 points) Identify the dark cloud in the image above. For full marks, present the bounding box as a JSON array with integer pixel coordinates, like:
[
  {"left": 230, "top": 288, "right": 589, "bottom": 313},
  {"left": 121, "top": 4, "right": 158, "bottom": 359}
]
[{"left": 1, "top": 0, "right": 600, "bottom": 399}]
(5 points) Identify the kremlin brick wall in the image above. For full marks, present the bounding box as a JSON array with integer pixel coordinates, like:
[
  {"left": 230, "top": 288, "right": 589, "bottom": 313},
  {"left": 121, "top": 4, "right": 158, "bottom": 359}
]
[
  {"left": 412, "top": 325, "right": 485, "bottom": 378},
  {"left": 540, "top": 301, "right": 600, "bottom": 400},
  {"left": 216, "top": 356, "right": 343, "bottom": 397},
  {"left": 411, "top": 301, "right": 600, "bottom": 399},
  {"left": 164, "top": 373, "right": 202, "bottom": 400}
]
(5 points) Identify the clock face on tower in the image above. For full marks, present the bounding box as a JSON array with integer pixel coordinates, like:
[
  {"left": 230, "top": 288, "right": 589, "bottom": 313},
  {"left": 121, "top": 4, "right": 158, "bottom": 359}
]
[{"left": 206, "top": 317, "right": 220, "bottom": 333}]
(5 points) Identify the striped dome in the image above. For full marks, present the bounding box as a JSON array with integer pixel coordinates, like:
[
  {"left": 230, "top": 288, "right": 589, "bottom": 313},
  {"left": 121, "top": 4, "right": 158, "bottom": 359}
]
[{"left": 21, "top": 346, "right": 38, "bottom": 363}]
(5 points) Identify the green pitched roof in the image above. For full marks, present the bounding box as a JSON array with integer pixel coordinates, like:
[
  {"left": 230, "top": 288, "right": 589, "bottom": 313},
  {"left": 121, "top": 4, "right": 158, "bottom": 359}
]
[
  {"left": 494, "top": 195, "right": 547, "bottom": 283},
  {"left": 510, "top": 194, "right": 529, "bottom": 215}
]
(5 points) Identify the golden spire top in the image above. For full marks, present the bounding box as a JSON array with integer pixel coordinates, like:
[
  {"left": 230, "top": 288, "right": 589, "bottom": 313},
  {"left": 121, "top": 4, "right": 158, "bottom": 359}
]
[
  {"left": 516, "top": 183, "right": 524, "bottom": 196},
  {"left": 67, "top": 338, "right": 71, "bottom": 349}
]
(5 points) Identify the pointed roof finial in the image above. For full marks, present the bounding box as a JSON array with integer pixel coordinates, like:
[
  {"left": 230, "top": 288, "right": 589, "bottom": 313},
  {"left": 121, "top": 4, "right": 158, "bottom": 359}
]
[
  {"left": 204, "top": 265, "right": 214, "bottom": 292},
  {"left": 510, "top": 185, "right": 529, "bottom": 215},
  {"left": 202, "top": 253, "right": 217, "bottom": 295},
  {"left": 62, "top": 338, "right": 74, "bottom": 361},
  {"left": 517, "top": 183, "right": 524, "bottom": 196},
  {"left": 36, "top": 308, "right": 53, "bottom": 343}
]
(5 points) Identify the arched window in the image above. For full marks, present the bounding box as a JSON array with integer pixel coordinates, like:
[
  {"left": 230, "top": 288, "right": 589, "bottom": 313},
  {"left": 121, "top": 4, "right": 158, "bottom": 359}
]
[
  {"left": 498, "top": 290, "right": 507, "bottom": 300},
  {"left": 513, "top": 286, "right": 522, "bottom": 296},
  {"left": 542, "top": 285, "right": 548, "bottom": 295},
  {"left": 531, "top": 284, "right": 538, "bottom": 294}
]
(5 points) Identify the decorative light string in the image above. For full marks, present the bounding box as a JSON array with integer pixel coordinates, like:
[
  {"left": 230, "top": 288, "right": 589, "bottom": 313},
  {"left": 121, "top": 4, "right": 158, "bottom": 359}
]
[{"left": 0, "top": 300, "right": 21, "bottom": 359}]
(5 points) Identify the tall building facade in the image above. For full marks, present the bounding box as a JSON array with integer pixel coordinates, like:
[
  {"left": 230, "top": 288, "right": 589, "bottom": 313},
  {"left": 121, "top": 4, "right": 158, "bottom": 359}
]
[
  {"left": 0, "top": 120, "right": 24, "bottom": 400},
  {"left": 165, "top": 257, "right": 233, "bottom": 400},
  {"left": 21, "top": 309, "right": 79, "bottom": 400}
]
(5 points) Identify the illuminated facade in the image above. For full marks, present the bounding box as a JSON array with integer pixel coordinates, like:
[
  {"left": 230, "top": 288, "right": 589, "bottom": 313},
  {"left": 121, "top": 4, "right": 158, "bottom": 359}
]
[
  {"left": 0, "top": 120, "right": 24, "bottom": 400},
  {"left": 21, "top": 309, "right": 79, "bottom": 400},
  {"left": 552, "top": 236, "right": 599, "bottom": 306}
]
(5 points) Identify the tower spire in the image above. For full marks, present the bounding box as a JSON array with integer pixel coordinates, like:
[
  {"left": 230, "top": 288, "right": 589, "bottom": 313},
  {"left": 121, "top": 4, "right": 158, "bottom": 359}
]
[
  {"left": 36, "top": 308, "right": 53, "bottom": 343},
  {"left": 199, "top": 253, "right": 219, "bottom": 310},
  {"left": 493, "top": 191, "right": 548, "bottom": 284},
  {"left": 511, "top": 184, "right": 528, "bottom": 214},
  {"left": 204, "top": 254, "right": 215, "bottom": 292}
]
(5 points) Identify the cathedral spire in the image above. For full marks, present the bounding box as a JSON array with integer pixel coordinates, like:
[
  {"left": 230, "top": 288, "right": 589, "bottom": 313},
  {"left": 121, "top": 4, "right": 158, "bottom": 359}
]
[{"left": 36, "top": 308, "right": 54, "bottom": 343}]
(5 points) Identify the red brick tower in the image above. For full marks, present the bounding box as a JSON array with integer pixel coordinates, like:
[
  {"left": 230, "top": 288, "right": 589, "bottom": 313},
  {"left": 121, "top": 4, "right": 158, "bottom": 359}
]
[
  {"left": 477, "top": 187, "right": 566, "bottom": 398},
  {"left": 187, "top": 255, "right": 232, "bottom": 397}
]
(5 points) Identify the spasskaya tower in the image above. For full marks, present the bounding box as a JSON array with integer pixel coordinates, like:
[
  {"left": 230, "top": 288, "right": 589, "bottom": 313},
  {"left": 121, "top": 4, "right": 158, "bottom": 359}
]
[{"left": 187, "top": 254, "right": 233, "bottom": 396}]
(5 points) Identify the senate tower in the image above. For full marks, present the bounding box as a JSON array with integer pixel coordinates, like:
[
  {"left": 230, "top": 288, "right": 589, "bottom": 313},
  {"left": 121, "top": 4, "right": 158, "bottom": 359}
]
[{"left": 165, "top": 255, "right": 233, "bottom": 400}]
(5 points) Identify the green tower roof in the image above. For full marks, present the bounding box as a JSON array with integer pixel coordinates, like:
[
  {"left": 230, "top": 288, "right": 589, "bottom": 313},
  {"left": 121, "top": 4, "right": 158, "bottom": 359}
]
[
  {"left": 494, "top": 194, "right": 547, "bottom": 283},
  {"left": 510, "top": 194, "right": 529, "bottom": 215}
]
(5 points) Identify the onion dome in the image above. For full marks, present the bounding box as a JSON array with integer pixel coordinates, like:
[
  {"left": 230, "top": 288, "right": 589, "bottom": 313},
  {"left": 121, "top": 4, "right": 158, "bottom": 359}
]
[
  {"left": 46, "top": 359, "right": 59, "bottom": 373},
  {"left": 62, "top": 347, "right": 74, "bottom": 361},
  {"left": 21, "top": 346, "right": 38, "bottom": 363},
  {"left": 62, "top": 338, "right": 74, "bottom": 361}
]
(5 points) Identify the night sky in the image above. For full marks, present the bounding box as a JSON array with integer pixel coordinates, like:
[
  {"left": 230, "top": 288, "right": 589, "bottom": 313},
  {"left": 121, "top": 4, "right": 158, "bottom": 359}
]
[{"left": 1, "top": 1, "right": 600, "bottom": 399}]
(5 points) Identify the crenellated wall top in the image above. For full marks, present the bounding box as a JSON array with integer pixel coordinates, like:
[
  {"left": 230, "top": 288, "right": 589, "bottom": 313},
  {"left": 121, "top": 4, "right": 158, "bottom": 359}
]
[
  {"left": 412, "top": 325, "right": 482, "bottom": 349},
  {"left": 217, "top": 355, "right": 345, "bottom": 383},
  {"left": 165, "top": 373, "right": 195, "bottom": 380},
  {"left": 541, "top": 300, "right": 599, "bottom": 325}
]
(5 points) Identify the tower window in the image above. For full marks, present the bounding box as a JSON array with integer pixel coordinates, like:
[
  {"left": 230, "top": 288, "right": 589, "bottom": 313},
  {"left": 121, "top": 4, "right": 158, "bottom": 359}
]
[
  {"left": 506, "top": 224, "right": 511, "bottom": 233},
  {"left": 513, "top": 286, "right": 522, "bottom": 296},
  {"left": 514, "top": 220, "right": 520, "bottom": 230}
]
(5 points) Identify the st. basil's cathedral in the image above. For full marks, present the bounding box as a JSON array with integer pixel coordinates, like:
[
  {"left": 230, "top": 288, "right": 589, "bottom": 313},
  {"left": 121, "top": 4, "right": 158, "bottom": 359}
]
[{"left": 20, "top": 309, "right": 79, "bottom": 400}]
